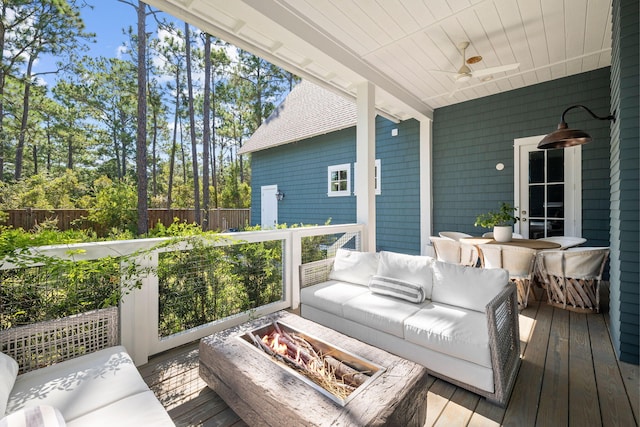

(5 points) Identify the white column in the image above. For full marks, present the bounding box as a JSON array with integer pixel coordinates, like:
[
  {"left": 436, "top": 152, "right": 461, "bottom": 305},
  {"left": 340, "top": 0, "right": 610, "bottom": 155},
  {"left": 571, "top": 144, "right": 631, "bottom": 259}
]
[
  {"left": 356, "top": 82, "right": 376, "bottom": 252},
  {"left": 419, "top": 117, "right": 433, "bottom": 255}
]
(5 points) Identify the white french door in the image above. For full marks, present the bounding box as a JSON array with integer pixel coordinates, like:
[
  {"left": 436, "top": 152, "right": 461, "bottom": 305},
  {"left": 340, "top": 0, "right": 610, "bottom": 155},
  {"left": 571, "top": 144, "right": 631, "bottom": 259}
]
[
  {"left": 514, "top": 136, "right": 581, "bottom": 238},
  {"left": 260, "top": 185, "right": 278, "bottom": 229}
]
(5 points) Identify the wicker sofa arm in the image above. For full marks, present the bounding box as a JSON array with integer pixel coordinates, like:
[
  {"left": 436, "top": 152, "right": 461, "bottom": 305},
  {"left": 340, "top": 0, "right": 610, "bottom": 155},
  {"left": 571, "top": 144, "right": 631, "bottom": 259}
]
[
  {"left": 485, "top": 285, "right": 521, "bottom": 406},
  {"left": 299, "top": 257, "right": 335, "bottom": 288},
  {"left": 0, "top": 306, "right": 119, "bottom": 374}
]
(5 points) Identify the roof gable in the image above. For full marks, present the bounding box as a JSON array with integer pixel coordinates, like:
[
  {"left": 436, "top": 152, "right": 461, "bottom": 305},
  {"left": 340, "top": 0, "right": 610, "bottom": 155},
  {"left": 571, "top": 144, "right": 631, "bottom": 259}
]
[{"left": 239, "top": 80, "right": 356, "bottom": 154}]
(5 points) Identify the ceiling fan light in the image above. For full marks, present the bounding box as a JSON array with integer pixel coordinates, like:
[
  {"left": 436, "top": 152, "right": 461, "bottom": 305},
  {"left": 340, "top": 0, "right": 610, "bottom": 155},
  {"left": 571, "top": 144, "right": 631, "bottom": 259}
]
[{"left": 456, "top": 73, "right": 472, "bottom": 82}]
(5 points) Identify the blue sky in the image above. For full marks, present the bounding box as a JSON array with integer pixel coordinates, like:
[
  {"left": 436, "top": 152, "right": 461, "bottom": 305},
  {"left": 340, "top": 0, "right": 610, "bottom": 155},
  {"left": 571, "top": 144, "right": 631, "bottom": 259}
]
[{"left": 35, "top": 0, "right": 175, "bottom": 86}]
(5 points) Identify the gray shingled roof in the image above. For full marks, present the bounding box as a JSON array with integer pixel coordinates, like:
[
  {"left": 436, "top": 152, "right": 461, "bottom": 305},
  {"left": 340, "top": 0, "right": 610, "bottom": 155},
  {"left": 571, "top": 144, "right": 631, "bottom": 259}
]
[{"left": 238, "top": 80, "right": 357, "bottom": 154}]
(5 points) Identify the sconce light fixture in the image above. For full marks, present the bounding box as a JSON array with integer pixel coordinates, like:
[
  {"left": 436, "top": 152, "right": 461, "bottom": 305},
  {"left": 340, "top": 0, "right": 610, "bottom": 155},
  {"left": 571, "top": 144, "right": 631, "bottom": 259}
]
[
  {"left": 275, "top": 190, "right": 285, "bottom": 201},
  {"left": 537, "top": 104, "right": 616, "bottom": 150}
]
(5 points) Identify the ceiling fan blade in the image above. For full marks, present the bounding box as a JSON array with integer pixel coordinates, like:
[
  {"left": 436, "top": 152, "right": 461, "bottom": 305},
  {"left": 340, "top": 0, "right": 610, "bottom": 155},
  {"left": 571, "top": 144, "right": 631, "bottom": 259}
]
[
  {"left": 428, "top": 69, "right": 458, "bottom": 76},
  {"left": 472, "top": 63, "right": 520, "bottom": 78}
]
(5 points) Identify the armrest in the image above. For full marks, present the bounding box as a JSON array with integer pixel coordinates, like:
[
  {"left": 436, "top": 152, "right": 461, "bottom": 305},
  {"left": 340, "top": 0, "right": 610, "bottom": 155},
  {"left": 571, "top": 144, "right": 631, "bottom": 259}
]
[
  {"left": 484, "top": 285, "right": 521, "bottom": 406},
  {"left": 299, "top": 257, "right": 334, "bottom": 288}
]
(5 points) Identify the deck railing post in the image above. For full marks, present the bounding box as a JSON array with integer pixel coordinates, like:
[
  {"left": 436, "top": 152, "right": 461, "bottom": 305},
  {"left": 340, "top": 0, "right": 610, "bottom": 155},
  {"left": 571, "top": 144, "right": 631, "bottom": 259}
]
[
  {"left": 289, "top": 230, "right": 302, "bottom": 309},
  {"left": 120, "top": 251, "right": 159, "bottom": 366}
]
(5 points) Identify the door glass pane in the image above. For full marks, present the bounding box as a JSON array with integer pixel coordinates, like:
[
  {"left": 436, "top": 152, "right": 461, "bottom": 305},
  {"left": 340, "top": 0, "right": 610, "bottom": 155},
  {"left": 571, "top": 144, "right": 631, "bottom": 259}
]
[
  {"left": 547, "top": 185, "right": 564, "bottom": 218},
  {"left": 529, "top": 186, "right": 544, "bottom": 216},
  {"left": 547, "top": 149, "right": 564, "bottom": 182},
  {"left": 549, "top": 220, "right": 565, "bottom": 237},
  {"left": 529, "top": 151, "right": 544, "bottom": 183}
]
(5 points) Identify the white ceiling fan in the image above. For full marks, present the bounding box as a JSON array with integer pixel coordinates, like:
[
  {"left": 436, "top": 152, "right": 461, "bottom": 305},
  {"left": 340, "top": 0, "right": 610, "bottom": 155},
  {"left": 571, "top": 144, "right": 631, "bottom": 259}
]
[{"left": 432, "top": 41, "right": 520, "bottom": 95}]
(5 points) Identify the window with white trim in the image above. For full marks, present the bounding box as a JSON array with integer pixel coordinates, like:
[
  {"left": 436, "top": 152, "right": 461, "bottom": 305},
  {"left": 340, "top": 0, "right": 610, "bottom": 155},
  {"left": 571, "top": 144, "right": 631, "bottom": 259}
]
[
  {"left": 354, "top": 159, "right": 382, "bottom": 195},
  {"left": 327, "top": 163, "right": 351, "bottom": 197}
]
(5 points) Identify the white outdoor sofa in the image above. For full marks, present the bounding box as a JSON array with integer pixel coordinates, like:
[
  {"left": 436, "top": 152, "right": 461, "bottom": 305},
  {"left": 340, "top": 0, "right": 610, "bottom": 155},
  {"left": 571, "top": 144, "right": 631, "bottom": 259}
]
[
  {"left": 300, "top": 249, "right": 521, "bottom": 406},
  {"left": 1, "top": 307, "right": 174, "bottom": 427}
]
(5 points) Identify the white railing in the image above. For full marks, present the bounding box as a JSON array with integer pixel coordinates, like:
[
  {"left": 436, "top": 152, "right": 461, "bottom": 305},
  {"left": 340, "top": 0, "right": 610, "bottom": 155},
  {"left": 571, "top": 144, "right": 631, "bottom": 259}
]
[{"left": 0, "top": 224, "right": 365, "bottom": 365}]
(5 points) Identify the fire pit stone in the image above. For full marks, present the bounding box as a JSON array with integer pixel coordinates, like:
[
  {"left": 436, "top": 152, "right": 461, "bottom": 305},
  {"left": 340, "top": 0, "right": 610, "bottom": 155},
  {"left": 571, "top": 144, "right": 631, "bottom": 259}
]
[{"left": 199, "top": 311, "right": 429, "bottom": 426}]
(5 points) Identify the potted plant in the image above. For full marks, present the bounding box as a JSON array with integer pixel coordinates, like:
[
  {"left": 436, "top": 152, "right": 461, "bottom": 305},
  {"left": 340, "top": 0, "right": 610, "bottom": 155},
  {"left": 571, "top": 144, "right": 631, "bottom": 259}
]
[{"left": 474, "top": 202, "right": 520, "bottom": 242}]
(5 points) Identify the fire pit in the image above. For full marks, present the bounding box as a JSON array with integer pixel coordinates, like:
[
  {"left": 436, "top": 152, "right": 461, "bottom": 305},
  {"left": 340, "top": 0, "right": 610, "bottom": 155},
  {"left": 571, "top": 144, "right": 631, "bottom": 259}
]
[
  {"left": 240, "top": 320, "right": 385, "bottom": 406},
  {"left": 199, "top": 311, "right": 429, "bottom": 426}
]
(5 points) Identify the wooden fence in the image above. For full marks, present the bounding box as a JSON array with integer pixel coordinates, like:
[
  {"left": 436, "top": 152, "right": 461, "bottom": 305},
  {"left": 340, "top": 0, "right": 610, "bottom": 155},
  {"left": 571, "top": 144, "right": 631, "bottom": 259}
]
[{"left": 2, "top": 208, "right": 251, "bottom": 232}]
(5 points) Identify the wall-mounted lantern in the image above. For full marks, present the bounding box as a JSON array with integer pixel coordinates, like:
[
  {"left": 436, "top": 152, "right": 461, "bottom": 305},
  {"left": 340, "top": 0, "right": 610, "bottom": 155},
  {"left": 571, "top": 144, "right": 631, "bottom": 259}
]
[{"left": 275, "top": 190, "right": 285, "bottom": 201}]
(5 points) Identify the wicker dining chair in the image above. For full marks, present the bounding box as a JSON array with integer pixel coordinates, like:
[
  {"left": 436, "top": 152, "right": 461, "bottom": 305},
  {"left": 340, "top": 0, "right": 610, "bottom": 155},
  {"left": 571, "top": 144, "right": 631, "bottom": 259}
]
[
  {"left": 478, "top": 244, "right": 538, "bottom": 308},
  {"left": 430, "top": 236, "right": 478, "bottom": 267},
  {"left": 438, "top": 232, "right": 478, "bottom": 266},
  {"left": 537, "top": 247, "right": 609, "bottom": 312}
]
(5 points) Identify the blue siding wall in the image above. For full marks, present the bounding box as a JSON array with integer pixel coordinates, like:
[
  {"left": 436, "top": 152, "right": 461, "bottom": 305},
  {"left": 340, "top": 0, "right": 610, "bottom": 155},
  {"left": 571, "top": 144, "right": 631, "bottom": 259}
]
[
  {"left": 375, "top": 118, "right": 421, "bottom": 254},
  {"left": 250, "top": 128, "right": 357, "bottom": 226},
  {"left": 432, "top": 68, "right": 612, "bottom": 246},
  {"left": 249, "top": 118, "right": 422, "bottom": 254},
  {"left": 609, "top": 0, "right": 639, "bottom": 364}
]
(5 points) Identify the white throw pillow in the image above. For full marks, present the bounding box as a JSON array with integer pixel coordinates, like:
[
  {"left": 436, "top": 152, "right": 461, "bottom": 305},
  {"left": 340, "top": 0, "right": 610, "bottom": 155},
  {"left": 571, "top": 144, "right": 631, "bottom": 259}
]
[
  {"left": 376, "top": 251, "right": 435, "bottom": 299},
  {"left": 369, "top": 275, "right": 426, "bottom": 303},
  {"left": 0, "top": 352, "right": 19, "bottom": 417},
  {"left": 328, "top": 249, "right": 379, "bottom": 286},
  {"left": 0, "top": 405, "right": 66, "bottom": 427},
  {"left": 431, "top": 261, "right": 509, "bottom": 312}
]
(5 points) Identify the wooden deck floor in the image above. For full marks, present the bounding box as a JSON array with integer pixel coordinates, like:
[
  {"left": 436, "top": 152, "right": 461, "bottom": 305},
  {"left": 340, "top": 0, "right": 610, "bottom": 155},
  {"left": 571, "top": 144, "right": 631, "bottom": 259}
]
[{"left": 139, "top": 296, "right": 639, "bottom": 426}]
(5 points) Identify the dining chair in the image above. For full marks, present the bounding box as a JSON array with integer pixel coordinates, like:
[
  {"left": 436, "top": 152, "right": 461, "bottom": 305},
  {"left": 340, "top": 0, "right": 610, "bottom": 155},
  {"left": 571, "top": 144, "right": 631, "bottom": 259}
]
[
  {"left": 438, "top": 232, "right": 478, "bottom": 265},
  {"left": 537, "top": 236, "right": 586, "bottom": 250},
  {"left": 477, "top": 244, "right": 538, "bottom": 308},
  {"left": 481, "top": 231, "right": 524, "bottom": 239},
  {"left": 537, "top": 247, "right": 609, "bottom": 312},
  {"left": 430, "top": 236, "right": 478, "bottom": 267}
]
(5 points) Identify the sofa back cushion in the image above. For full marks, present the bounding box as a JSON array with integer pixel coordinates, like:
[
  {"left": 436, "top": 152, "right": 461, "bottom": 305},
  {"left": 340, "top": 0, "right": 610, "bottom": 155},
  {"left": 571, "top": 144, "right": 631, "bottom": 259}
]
[
  {"left": 0, "top": 352, "right": 19, "bottom": 417},
  {"left": 328, "top": 249, "right": 379, "bottom": 286},
  {"left": 377, "top": 251, "right": 435, "bottom": 300},
  {"left": 431, "top": 261, "right": 509, "bottom": 312}
]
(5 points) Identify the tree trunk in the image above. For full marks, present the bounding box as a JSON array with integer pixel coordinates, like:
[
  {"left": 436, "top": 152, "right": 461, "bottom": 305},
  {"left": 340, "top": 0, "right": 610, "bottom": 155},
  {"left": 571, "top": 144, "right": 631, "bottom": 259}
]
[
  {"left": 211, "top": 68, "right": 218, "bottom": 208},
  {"left": 136, "top": 0, "right": 149, "bottom": 234},
  {"left": 32, "top": 144, "right": 37, "bottom": 174},
  {"left": 151, "top": 96, "right": 158, "bottom": 198},
  {"left": 167, "top": 71, "right": 180, "bottom": 209},
  {"left": 202, "top": 34, "right": 211, "bottom": 229},
  {"left": 0, "top": 11, "right": 7, "bottom": 181},
  {"left": 112, "top": 124, "right": 121, "bottom": 179},
  {"left": 185, "top": 22, "right": 200, "bottom": 225},
  {"left": 67, "top": 136, "right": 73, "bottom": 169},
  {"left": 15, "top": 54, "right": 35, "bottom": 180}
]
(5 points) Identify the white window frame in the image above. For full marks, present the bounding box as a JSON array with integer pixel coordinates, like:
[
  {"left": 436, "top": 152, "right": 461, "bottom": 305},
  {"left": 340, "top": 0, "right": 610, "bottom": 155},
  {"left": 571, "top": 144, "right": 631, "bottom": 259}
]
[
  {"left": 327, "top": 163, "right": 351, "bottom": 197},
  {"left": 354, "top": 159, "right": 382, "bottom": 195}
]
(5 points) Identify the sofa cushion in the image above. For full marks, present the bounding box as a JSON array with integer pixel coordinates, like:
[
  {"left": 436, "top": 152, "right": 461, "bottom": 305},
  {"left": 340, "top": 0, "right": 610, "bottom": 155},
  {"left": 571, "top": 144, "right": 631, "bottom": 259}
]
[
  {"left": 369, "top": 275, "right": 425, "bottom": 303},
  {"left": 328, "top": 249, "right": 379, "bottom": 286},
  {"left": 377, "top": 251, "right": 435, "bottom": 299},
  {"left": 0, "top": 405, "right": 66, "bottom": 427},
  {"left": 300, "top": 280, "right": 369, "bottom": 317},
  {"left": 7, "top": 346, "right": 152, "bottom": 423},
  {"left": 404, "top": 302, "right": 492, "bottom": 368},
  {"left": 431, "top": 261, "right": 509, "bottom": 312},
  {"left": 342, "top": 292, "right": 427, "bottom": 338},
  {"left": 0, "top": 352, "right": 19, "bottom": 417}
]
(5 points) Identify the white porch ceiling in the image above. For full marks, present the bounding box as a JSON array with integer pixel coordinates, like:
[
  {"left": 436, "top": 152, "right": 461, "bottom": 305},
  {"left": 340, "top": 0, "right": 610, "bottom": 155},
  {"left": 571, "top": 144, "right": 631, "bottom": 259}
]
[{"left": 144, "top": 0, "right": 612, "bottom": 122}]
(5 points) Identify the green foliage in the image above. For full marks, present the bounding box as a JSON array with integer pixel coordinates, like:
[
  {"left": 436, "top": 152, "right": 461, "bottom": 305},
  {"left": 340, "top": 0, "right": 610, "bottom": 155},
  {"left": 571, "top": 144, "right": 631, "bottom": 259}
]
[
  {"left": 86, "top": 176, "right": 137, "bottom": 234},
  {"left": 474, "top": 202, "right": 519, "bottom": 228},
  {"left": 0, "top": 171, "right": 87, "bottom": 209}
]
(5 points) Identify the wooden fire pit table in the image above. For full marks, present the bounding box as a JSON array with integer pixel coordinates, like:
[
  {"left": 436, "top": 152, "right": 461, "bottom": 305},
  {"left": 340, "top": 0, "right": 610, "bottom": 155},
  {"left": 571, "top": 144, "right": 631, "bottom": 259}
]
[{"left": 199, "top": 311, "right": 429, "bottom": 426}]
